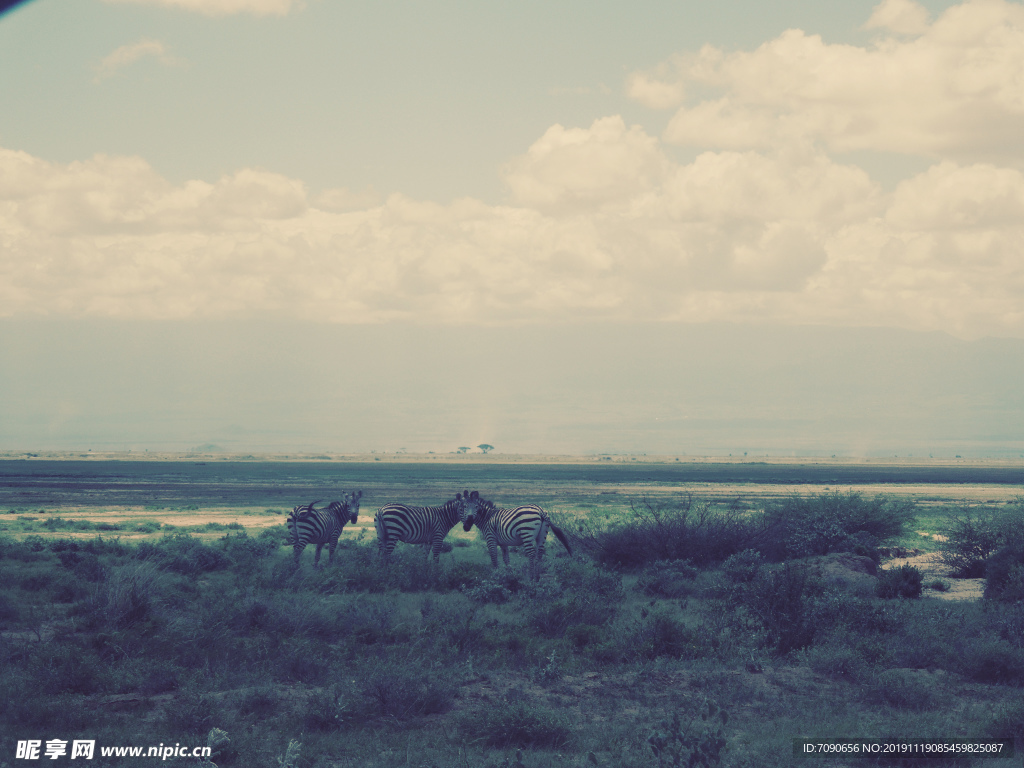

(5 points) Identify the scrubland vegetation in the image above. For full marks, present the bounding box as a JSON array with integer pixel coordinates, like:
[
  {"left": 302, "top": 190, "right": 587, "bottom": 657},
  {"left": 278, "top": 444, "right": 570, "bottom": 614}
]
[{"left": 1, "top": 492, "right": 1023, "bottom": 767}]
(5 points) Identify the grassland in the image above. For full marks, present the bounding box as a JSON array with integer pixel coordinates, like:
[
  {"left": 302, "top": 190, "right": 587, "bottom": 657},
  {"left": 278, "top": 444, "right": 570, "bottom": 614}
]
[{"left": 0, "top": 457, "right": 1022, "bottom": 767}]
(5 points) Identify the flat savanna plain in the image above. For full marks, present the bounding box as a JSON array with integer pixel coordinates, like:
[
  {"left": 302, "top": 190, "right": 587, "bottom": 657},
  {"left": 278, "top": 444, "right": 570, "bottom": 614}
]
[
  {"left": 2, "top": 454, "right": 1022, "bottom": 538},
  {"left": 3, "top": 455, "right": 1024, "bottom": 768}
]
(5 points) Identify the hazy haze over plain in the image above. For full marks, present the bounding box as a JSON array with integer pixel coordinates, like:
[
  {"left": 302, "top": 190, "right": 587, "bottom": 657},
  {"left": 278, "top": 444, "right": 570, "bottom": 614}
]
[{"left": 1, "top": 0, "right": 1023, "bottom": 456}]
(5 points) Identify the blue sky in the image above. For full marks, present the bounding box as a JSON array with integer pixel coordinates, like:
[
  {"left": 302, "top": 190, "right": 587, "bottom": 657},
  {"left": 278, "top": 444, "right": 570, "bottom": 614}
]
[{"left": 2, "top": 0, "right": 1023, "bottom": 454}]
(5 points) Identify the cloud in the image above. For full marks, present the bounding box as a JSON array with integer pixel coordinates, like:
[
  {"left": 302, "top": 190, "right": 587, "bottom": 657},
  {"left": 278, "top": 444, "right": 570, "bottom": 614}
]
[
  {"left": 5, "top": 0, "right": 1024, "bottom": 339},
  {"left": 628, "top": 0, "right": 1024, "bottom": 163},
  {"left": 864, "top": 0, "right": 931, "bottom": 35},
  {"left": 95, "top": 39, "right": 178, "bottom": 81},
  {"left": 502, "top": 116, "right": 670, "bottom": 213},
  {"left": 3, "top": 130, "right": 1024, "bottom": 338},
  {"left": 102, "top": 0, "right": 302, "bottom": 17}
]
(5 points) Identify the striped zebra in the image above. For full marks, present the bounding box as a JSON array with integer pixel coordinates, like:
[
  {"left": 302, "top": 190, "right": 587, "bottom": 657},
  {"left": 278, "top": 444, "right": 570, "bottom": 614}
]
[
  {"left": 462, "top": 503, "right": 572, "bottom": 580},
  {"left": 286, "top": 490, "right": 363, "bottom": 568},
  {"left": 375, "top": 490, "right": 490, "bottom": 563}
]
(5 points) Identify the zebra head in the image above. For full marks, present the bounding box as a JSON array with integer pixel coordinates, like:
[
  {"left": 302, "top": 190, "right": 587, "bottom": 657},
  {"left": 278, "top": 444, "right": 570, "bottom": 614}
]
[
  {"left": 344, "top": 490, "right": 363, "bottom": 524},
  {"left": 457, "top": 489, "right": 493, "bottom": 531}
]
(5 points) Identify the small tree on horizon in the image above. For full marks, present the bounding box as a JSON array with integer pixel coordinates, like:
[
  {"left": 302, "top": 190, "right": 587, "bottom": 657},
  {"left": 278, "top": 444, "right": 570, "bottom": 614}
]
[
  {"left": 457, "top": 446, "right": 470, "bottom": 454},
  {"left": 478, "top": 444, "right": 494, "bottom": 454}
]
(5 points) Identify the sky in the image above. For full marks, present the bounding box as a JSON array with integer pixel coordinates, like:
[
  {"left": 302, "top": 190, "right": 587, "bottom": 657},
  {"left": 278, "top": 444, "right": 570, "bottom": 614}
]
[{"left": 1, "top": 0, "right": 1023, "bottom": 456}]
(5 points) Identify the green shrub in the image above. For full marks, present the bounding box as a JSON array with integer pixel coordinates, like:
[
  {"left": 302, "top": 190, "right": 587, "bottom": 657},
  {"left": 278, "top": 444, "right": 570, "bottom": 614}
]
[
  {"left": 302, "top": 685, "right": 352, "bottom": 731},
  {"left": 577, "top": 496, "right": 761, "bottom": 569},
  {"left": 636, "top": 559, "right": 699, "bottom": 598},
  {"left": 630, "top": 610, "right": 704, "bottom": 660},
  {"left": 985, "top": 519, "right": 1024, "bottom": 601},
  {"left": 552, "top": 557, "right": 624, "bottom": 597},
  {"left": 161, "top": 689, "right": 219, "bottom": 736},
  {"left": 959, "top": 640, "right": 1024, "bottom": 685},
  {"left": 941, "top": 506, "right": 1001, "bottom": 578},
  {"left": 876, "top": 564, "right": 923, "bottom": 599},
  {"left": 721, "top": 549, "right": 764, "bottom": 584},
  {"left": 236, "top": 686, "right": 281, "bottom": 720},
  {"left": 866, "top": 669, "right": 940, "bottom": 710},
  {"left": 728, "top": 563, "right": 843, "bottom": 654},
  {"left": 647, "top": 699, "right": 729, "bottom": 768},
  {"left": 51, "top": 571, "right": 90, "bottom": 603},
  {"left": 761, "top": 491, "right": 914, "bottom": 561},
  {"left": 460, "top": 698, "right": 574, "bottom": 749},
  {"left": 34, "top": 644, "right": 106, "bottom": 695},
  {"left": 84, "top": 561, "right": 161, "bottom": 629},
  {"left": 0, "top": 591, "right": 18, "bottom": 625},
  {"left": 528, "top": 594, "right": 616, "bottom": 639},
  {"left": 985, "top": 700, "right": 1024, "bottom": 744},
  {"left": 136, "top": 533, "right": 229, "bottom": 574},
  {"left": 805, "top": 642, "right": 868, "bottom": 682},
  {"left": 358, "top": 657, "right": 458, "bottom": 719}
]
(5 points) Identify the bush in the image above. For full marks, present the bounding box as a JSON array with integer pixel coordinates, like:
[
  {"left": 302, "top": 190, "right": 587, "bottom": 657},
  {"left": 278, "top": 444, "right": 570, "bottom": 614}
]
[
  {"left": 0, "top": 591, "right": 18, "bottom": 625},
  {"left": 727, "top": 563, "right": 844, "bottom": 654},
  {"left": 985, "top": 516, "right": 1024, "bottom": 601},
  {"left": 804, "top": 642, "right": 868, "bottom": 682},
  {"left": 577, "top": 496, "right": 762, "bottom": 570},
  {"left": 637, "top": 560, "right": 699, "bottom": 598},
  {"left": 940, "top": 506, "right": 1002, "bottom": 578},
  {"left": 876, "top": 564, "right": 923, "bottom": 599},
  {"left": 959, "top": 640, "right": 1024, "bottom": 685},
  {"left": 358, "top": 657, "right": 458, "bottom": 719},
  {"left": 630, "top": 610, "right": 704, "bottom": 660},
  {"left": 761, "top": 491, "right": 914, "bottom": 561},
  {"left": 85, "top": 561, "right": 161, "bottom": 629},
  {"left": 161, "top": 689, "right": 218, "bottom": 735},
  {"left": 647, "top": 699, "right": 729, "bottom": 768},
  {"left": 866, "top": 669, "right": 940, "bottom": 710},
  {"left": 302, "top": 685, "right": 352, "bottom": 731},
  {"left": 721, "top": 549, "right": 764, "bottom": 584},
  {"left": 460, "top": 698, "right": 574, "bottom": 749}
]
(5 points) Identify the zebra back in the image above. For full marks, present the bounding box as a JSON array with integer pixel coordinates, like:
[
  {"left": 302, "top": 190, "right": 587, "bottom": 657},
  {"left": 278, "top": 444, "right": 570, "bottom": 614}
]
[{"left": 375, "top": 490, "right": 491, "bottom": 561}]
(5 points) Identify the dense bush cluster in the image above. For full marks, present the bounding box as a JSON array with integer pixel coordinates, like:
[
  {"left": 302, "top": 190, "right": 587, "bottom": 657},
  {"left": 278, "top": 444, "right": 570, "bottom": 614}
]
[{"left": 575, "top": 491, "right": 915, "bottom": 571}]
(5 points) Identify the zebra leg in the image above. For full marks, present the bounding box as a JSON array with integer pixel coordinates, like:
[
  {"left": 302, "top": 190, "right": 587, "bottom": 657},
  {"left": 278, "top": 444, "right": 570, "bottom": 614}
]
[
  {"left": 522, "top": 542, "right": 538, "bottom": 581},
  {"left": 483, "top": 536, "right": 499, "bottom": 568},
  {"left": 313, "top": 543, "right": 326, "bottom": 569},
  {"left": 293, "top": 544, "right": 304, "bottom": 569},
  {"left": 327, "top": 535, "right": 340, "bottom": 565}
]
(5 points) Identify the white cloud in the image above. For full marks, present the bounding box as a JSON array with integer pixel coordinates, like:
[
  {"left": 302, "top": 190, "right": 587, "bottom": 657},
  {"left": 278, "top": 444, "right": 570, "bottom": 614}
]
[
  {"left": 630, "top": 0, "right": 1024, "bottom": 163},
  {"left": 95, "top": 39, "right": 178, "bottom": 81},
  {"left": 102, "top": 0, "right": 302, "bottom": 17},
  {"left": 502, "top": 116, "right": 670, "bottom": 213},
  {"left": 3, "top": 134, "right": 1024, "bottom": 338},
  {"left": 5, "top": 1, "right": 1024, "bottom": 339},
  {"left": 865, "top": 0, "right": 931, "bottom": 35}
]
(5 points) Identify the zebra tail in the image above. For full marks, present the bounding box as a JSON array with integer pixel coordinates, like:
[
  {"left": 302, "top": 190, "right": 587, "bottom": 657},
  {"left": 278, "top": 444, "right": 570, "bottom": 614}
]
[{"left": 550, "top": 522, "right": 573, "bottom": 557}]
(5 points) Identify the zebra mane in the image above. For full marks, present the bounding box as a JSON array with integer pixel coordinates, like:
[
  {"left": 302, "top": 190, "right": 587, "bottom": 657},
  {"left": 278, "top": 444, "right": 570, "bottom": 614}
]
[{"left": 473, "top": 500, "right": 498, "bottom": 525}]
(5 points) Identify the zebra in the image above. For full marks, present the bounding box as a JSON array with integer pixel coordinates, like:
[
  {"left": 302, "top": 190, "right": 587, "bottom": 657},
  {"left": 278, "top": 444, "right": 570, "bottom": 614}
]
[
  {"left": 375, "top": 490, "right": 490, "bottom": 563},
  {"left": 285, "top": 490, "right": 363, "bottom": 568},
  {"left": 462, "top": 502, "right": 572, "bottom": 580}
]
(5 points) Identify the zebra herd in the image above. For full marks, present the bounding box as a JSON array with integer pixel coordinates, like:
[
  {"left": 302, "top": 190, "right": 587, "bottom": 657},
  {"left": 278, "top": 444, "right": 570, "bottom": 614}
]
[{"left": 285, "top": 489, "right": 572, "bottom": 579}]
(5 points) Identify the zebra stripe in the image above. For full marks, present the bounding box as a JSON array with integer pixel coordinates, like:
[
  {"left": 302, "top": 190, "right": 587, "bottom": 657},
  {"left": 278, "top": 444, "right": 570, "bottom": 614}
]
[
  {"left": 463, "top": 503, "right": 572, "bottom": 580},
  {"left": 375, "top": 490, "right": 489, "bottom": 563},
  {"left": 286, "top": 490, "right": 362, "bottom": 568}
]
